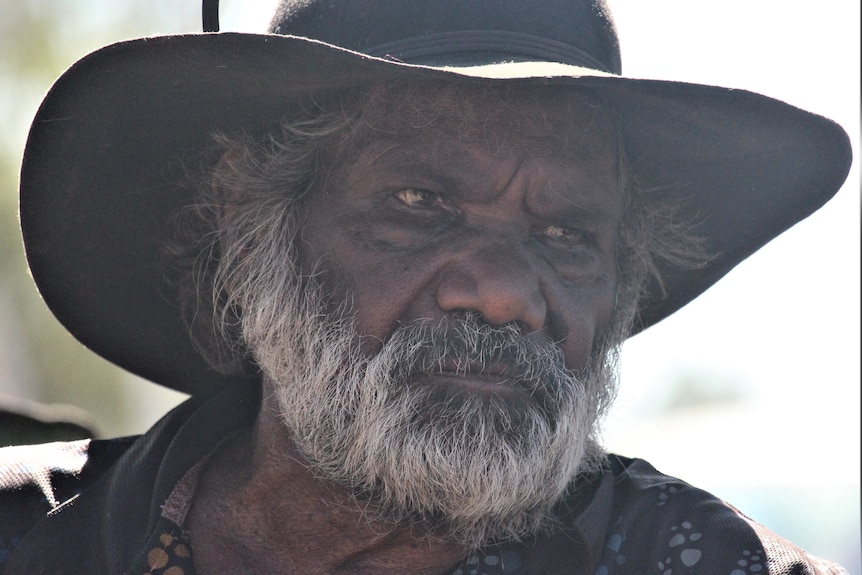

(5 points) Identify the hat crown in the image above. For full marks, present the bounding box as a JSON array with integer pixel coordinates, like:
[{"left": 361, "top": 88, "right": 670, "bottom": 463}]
[{"left": 270, "top": 0, "right": 622, "bottom": 74}]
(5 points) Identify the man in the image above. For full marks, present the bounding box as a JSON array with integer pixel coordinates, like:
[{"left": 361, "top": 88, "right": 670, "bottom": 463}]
[{"left": 0, "top": 0, "right": 852, "bottom": 573}]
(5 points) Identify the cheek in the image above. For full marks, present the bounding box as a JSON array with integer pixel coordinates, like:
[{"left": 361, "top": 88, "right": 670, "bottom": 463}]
[
  {"left": 299, "top": 236, "right": 441, "bottom": 354},
  {"left": 552, "top": 274, "right": 619, "bottom": 370},
  {"left": 298, "top": 199, "right": 447, "bottom": 352},
  {"left": 348, "top": 262, "right": 443, "bottom": 355}
]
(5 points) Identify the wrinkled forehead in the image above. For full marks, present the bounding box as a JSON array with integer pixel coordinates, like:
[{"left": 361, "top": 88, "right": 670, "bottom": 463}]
[
  {"left": 348, "top": 81, "right": 620, "bottom": 159},
  {"left": 308, "top": 82, "right": 624, "bottom": 199}
]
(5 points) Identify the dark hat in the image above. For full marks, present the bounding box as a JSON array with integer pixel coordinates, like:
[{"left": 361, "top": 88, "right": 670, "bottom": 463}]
[{"left": 19, "top": 0, "right": 852, "bottom": 394}]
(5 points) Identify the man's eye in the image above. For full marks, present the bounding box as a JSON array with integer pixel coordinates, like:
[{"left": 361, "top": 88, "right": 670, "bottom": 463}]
[
  {"left": 541, "top": 224, "right": 592, "bottom": 246},
  {"left": 394, "top": 188, "right": 442, "bottom": 208}
]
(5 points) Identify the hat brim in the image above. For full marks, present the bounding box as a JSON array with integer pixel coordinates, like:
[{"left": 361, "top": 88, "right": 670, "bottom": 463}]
[{"left": 20, "top": 33, "right": 852, "bottom": 394}]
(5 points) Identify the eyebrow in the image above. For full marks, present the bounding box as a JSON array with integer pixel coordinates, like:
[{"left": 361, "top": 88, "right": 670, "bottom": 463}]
[
  {"left": 360, "top": 139, "right": 488, "bottom": 192},
  {"left": 529, "top": 191, "right": 618, "bottom": 227},
  {"left": 355, "top": 133, "right": 621, "bottom": 215}
]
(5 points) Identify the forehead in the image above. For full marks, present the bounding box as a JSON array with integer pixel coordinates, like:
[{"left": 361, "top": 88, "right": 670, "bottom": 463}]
[
  {"left": 349, "top": 81, "right": 619, "bottom": 160},
  {"left": 321, "top": 82, "right": 622, "bottom": 213}
]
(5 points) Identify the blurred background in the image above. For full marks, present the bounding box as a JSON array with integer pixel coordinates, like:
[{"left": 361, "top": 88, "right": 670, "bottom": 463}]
[{"left": 0, "top": 0, "right": 858, "bottom": 572}]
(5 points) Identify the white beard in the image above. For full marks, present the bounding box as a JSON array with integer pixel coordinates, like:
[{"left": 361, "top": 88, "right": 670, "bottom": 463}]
[{"left": 239, "top": 265, "right": 615, "bottom": 549}]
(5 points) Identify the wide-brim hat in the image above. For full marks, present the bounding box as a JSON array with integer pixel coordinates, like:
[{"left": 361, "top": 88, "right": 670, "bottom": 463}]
[{"left": 19, "top": 0, "right": 852, "bottom": 395}]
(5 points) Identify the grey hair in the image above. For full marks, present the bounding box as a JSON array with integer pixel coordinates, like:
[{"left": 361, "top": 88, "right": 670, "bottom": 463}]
[
  {"left": 167, "top": 81, "right": 710, "bottom": 376},
  {"left": 167, "top": 94, "right": 364, "bottom": 375}
]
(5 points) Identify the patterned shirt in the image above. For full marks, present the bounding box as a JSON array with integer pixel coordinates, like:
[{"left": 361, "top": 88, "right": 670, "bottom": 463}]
[{"left": 0, "top": 384, "right": 847, "bottom": 574}]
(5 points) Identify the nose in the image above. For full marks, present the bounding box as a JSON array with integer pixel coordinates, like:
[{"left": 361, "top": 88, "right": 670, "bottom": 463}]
[{"left": 435, "top": 243, "right": 547, "bottom": 332}]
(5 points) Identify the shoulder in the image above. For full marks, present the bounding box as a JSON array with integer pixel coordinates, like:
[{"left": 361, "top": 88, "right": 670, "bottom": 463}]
[
  {"left": 0, "top": 437, "right": 135, "bottom": 567},
  {"left": 590, "top": 455, "right": 847, "bottom": 575}
]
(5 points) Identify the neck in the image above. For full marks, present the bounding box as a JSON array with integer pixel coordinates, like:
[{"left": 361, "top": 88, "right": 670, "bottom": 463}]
[{"left": 187, "top": 391, "right": 467, "bottom": 575}]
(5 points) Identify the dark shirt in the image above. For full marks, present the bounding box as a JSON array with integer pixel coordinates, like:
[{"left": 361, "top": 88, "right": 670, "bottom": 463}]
[{"left": 0, "top": 384, "right": 847, "bottom": 574}]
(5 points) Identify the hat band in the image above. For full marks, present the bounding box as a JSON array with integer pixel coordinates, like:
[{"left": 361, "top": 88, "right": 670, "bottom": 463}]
[{"left": 365, "top": 30, "right": 611, "bottom": 72}]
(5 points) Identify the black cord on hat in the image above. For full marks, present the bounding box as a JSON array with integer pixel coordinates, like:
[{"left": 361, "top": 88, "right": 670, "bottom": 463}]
[{"left": 203, "top": 0, "right": 220, "bottom": 32}]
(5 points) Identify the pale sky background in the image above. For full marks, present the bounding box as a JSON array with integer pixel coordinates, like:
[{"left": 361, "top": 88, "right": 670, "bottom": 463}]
[{"left": 3, "top": 0, "right": 859, "bottom": 571}]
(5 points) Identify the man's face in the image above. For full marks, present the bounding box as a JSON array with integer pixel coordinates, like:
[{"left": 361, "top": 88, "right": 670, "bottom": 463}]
[
  {"left": 235, "top": 84, "right": 625, "bottom": 546},
  {"left": 299, "top": 84, "right": 622, "bottom": 378}
]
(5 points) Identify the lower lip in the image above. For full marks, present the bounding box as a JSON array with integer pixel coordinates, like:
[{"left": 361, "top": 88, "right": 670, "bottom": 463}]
[{"left": 413, "top": 372, "right": 531, "bottom": 397}]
